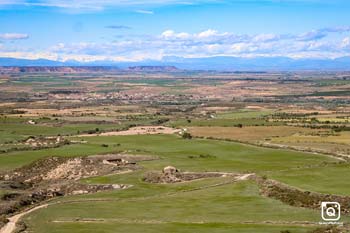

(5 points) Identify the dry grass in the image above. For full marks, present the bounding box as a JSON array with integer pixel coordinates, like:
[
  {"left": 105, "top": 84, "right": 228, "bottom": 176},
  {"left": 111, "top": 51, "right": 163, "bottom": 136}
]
[
  {"left": 188, "top": 126, "right": 350, "bottom": 156},
  {"left": 78, "top": 126, "right": 180, "bottom": 137}
]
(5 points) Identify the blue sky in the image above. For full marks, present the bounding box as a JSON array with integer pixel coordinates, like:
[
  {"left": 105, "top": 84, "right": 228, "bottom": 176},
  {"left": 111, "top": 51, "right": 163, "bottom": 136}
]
[{"left": 0, "top": 0, "right": 350, "bottom": 62}]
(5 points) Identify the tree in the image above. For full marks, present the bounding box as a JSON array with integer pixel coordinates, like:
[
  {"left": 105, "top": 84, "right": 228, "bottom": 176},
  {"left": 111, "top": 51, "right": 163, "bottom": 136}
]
[{"left": 182, "top": 132, "right": 192, "bottom": 139}]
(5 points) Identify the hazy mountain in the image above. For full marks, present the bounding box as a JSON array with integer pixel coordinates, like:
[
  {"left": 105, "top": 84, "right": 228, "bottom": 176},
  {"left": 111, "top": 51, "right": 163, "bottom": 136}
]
[
  {"left": 1, "top": 56, "right": 350, "bottom": 71},
  {"left": 0, "top": 66, "right": 121, "bottom": 73},
  {"left": 0, "top": 57, "right": 68, "bottom": 66}
]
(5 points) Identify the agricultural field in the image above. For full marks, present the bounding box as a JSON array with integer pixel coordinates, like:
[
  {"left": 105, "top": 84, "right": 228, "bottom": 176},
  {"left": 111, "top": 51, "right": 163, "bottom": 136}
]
[{"left": 0, "top": 70, "right": 350, "bottom": 233}]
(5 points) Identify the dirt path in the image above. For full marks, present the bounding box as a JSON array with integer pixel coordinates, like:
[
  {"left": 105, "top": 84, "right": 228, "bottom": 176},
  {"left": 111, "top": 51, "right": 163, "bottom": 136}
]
[{"left": 0, "top": 204, "right": 48, "bottom": 233}]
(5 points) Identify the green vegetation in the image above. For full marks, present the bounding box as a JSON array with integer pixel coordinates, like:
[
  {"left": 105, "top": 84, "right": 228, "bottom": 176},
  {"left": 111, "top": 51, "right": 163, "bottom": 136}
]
[
  {"left": 309, "top": 90, "right": 350, "bottom": 97},
  {"left": 1, "top": 72, "right": 350, "bottom": 233},
  {"left": 270, "top": 163, "right": 350, "bottom": 196},
  {"left": 79, "top": 135, "right": 335, "bottom": 173},
  {"left": 0, "top": 143, "right": 120, "bottom": 171},
  {"left": 0, "top": 134, "right": 335, "bottom": 172},
  {"left": 216, "top": 110, "right": 274, "bottom": 119},
  {"left": 0, "top": 117, "right": 156, "bottom": 144},
  {"left": 25, "top": 180, "right": 320, "bottom": 233},
  {"left": 169, "top": 118, "right": 282, "bottom": 127}
]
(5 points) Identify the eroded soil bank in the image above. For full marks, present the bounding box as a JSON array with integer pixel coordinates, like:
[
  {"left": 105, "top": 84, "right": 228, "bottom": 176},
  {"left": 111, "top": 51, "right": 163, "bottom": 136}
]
[{"left": 0, "top": 154, "right": 155, "bottom": 229}]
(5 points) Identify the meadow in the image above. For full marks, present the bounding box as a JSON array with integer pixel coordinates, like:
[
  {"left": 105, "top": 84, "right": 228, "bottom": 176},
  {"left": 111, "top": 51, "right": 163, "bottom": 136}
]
[
  {"left": 23, "top": 180, "right": 321, "bottom": 233},
  {"left": 1, "top": 134, "right": 347, "bottom": 232}
]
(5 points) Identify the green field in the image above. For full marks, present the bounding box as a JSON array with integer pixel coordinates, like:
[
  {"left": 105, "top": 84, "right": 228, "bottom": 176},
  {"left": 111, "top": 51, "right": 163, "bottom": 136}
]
[
  {"left": 24, "top": 180, "right": 321, "bottom": 233},
  {"left": 1, "top": 130, "right": 347, "bottom": 232},
  {"left": 0, "top": 134, "right": 335, "bottom": 171},
  {"left": 0, "top": 117, "right": 156, "bottom": 144},
  {"left": 1, "top": 134, "right": 345, "bottom": 232},
  {"left": 270, "top": 163, "right": 350, "bottom": 196},
  {"left": 216, "top": 110, "right": 275, "bottom": 119},
  {"left": 169, "top": 118, "right": 282, "bottom": 127}
]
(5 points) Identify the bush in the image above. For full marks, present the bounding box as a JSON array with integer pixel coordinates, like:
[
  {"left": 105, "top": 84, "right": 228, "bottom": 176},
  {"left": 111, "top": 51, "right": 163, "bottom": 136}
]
[{"left": 182, "top": 132, "right": 192, "bottom": 139}]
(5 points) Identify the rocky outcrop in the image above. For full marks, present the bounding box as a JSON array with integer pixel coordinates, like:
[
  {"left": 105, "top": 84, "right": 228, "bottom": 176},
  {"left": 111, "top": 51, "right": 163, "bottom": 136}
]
[{"left": 143, "top": 166, "right": 237, "bottom": 184}]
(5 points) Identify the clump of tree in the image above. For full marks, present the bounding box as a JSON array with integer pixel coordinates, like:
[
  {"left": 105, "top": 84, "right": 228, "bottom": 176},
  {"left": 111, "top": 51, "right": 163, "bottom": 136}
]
[{"left": 182, "top": 132, "right": 192, "bottom": 139}]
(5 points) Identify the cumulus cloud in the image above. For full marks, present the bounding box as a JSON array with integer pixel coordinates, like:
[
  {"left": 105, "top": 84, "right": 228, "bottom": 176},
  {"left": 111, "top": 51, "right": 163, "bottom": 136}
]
[
  {"left": 0, "top": 33, "right": 29, "bottom": 40},
  {"left": 44, "top": 27, "right": 350, "bottom": 61},
  {"left": 2, "top": 26, "right": 350, "bottom": 62},
  {"left": 295, "top": 26, "right": 350, "bottom": 42},
  {"left": 297, "top": 30, "right": 327, "bottom": 41}
]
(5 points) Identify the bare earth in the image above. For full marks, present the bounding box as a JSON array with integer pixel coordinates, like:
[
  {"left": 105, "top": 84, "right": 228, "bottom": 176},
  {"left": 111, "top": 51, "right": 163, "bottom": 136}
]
[
  {"left": 78, "top": 126, "right": 181, "bottom": 137},
  {"left": 0, "top": 204, "right": 48, "bottom": 233}
]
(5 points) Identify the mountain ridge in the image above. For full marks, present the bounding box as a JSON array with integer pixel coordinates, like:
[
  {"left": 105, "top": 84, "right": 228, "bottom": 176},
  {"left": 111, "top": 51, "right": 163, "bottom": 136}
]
[{"left": 1, "top": 56, "right": 350, "bottom": 71}]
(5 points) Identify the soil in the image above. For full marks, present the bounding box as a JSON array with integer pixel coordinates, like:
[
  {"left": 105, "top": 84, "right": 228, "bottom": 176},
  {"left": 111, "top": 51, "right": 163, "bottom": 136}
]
[
  {"left": 77, "top": 126, "right": 180, "bottom": 137},
  {"left": 0, "top": 154, "right": 155, "bottom": 228}
]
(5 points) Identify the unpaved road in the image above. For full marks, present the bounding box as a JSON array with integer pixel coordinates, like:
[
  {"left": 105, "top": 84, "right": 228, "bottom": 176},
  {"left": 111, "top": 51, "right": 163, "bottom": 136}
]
[{"left": 0, "top": 204, "right": 48, "bottom": 233}]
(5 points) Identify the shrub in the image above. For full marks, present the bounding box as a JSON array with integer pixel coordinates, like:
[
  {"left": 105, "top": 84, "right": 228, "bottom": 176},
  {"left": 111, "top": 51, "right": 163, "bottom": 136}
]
[{"left": 182, "top": 132, "right": 192, "bottom": 139}]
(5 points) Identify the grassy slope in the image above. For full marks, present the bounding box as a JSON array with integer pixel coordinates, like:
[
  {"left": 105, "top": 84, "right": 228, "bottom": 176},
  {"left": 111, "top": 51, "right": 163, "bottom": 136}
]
[
  {"left": 84, "top": 135, "right": 336, "bottom": 172},
  {"left": 25, "top": 180, "right": 319, "bottom": 233},
  {"left": 0, "top": 135, "right": 335, "bottom": 172},
  {"left": 0, "top": 120, "right": 150, "bottom": 139},
  {"left": 270, "top": 163, "right": 350, "bottom": 196},
  {"left": 0, "top": 134, "right": 346, "bottom": 233}
]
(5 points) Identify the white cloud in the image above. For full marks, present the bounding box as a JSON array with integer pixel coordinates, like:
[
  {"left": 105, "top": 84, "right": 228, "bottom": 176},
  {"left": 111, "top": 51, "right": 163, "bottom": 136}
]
[
  {"left": 161, "top": 30, "right": 190, "bottom": 39},
  {"left": 297, "top": 30, "right": 327, "bottom": 41},
  {"left": 161, "top": 30, "right": 175, "bottom": 38},
  {"left": 2, "top": 27, "right": 350, "bottom": 62},
  {"left": 197, "top": 29, "right": 218, "bottom": 38},
  {"left": 341, "top": 37, "right": 350, "bottom": 48},
  {"left": 1, "top": 0, "right": 349, "bottom": 10},
  {"left": 0, "top": 33, "right": 29, "bottom": 40},
  {"left": 0, "top": 0, "right": 217, "bottom": 10},
  {"left": 135, "top": 9, "right": 154, "bottom": 14}
]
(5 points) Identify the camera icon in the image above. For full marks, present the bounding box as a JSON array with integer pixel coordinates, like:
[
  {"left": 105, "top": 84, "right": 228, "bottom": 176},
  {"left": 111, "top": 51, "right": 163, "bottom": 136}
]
[{"left": 321, "top": 202, "right": 341, "bottom": 221}]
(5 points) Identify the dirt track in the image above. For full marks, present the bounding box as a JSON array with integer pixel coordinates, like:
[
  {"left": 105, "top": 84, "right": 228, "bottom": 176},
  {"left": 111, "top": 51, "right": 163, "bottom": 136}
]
[{"left": 0, "top": 204, "right": 48, "bottom": 233}]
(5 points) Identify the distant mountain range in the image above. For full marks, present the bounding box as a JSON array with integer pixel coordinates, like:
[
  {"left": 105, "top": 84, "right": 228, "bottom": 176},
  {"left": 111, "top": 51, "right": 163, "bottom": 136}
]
[
  {"left": 0, "top": 65, "right": 179, "bottom": 73},
  {"left": 1, "top": 56, "right": 350, "bottom": 71}
]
